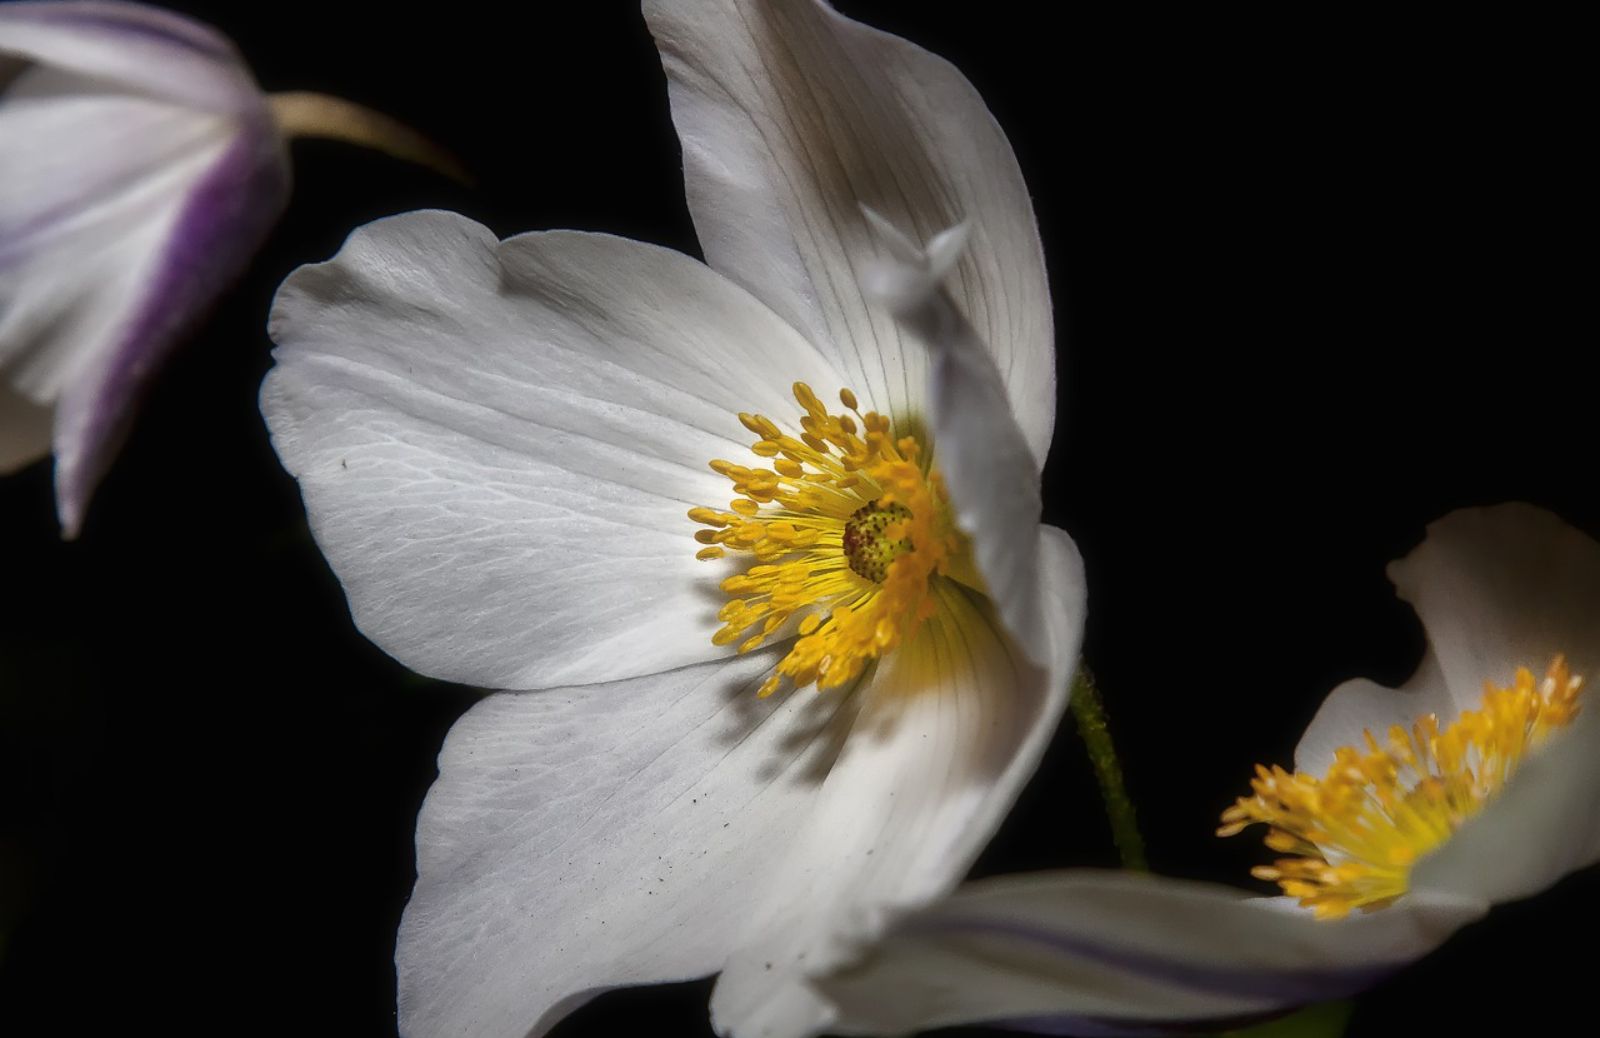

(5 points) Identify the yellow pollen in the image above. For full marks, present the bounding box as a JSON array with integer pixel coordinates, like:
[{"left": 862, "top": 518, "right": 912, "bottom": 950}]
[
  {"left": 690, "top": 382, "right": 964, "bottom": 699},
  {"left": 1220, "top": 656, "right": 1584, "bottom": 919}
]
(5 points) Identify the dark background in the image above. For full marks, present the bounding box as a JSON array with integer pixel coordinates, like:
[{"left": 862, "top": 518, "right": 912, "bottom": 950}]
[{"left": 1, "top": 2, "right": 1590, "bottom": 1035}]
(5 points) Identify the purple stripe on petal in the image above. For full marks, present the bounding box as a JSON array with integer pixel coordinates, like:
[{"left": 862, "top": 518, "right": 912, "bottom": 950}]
[
  {"left": 51, "top": 115, "right": 289, "bottom": 536},
  {"left": 0, "top": 1, "right": 237, "bottom": 62},
  {"left": 995, "top": 1010, "right": 1276, "bottom": 1037},
  {"left": 923, "top": 918, "right": 1398, "bottom": 1007}
]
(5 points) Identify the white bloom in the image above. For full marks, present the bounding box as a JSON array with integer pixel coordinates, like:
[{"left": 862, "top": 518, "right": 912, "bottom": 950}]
[
  {"left": 816, "top": 503, "right": 1600, "bottom": 1036},
  {"left": 259, "top": 2, "right": 1084, "bottom": 1037},
  {"left": 0, "top": 0, "right": 289, "bottom": 537}
]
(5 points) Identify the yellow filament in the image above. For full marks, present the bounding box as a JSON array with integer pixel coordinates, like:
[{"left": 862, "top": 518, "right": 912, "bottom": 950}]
[
  {"left": 1220, "top": 656, "right": 1584, "bottom": 918},
  {"left": 690, "top": 383, "right": 963, "bottom": 698}
]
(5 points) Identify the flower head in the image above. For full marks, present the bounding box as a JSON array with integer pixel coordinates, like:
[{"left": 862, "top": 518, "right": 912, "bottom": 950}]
[
  {"left": 815, "top": 504, "right": 1600, "bottom": 1035},
  {"left": 259, "top": 2, "right": 1084, "bottom": 1036},
  {"left": 0, "top": 0, "right": 291, "bottom": 537},
  {"left": 0, "top": 1, "right": 459, "bottom": 537}
]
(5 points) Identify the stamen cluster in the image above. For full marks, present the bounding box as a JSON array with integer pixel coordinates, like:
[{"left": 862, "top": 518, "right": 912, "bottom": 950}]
[
  {"left": 690, "top": 383, "right": 961, "bottom": 698},
  {"left": 1220, "top": 657, "right": 1584, "bottom": 918}
]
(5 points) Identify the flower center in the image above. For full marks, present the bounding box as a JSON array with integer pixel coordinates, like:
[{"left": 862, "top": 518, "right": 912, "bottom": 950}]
[
  {"left": 842, "top": 501, "right": 915, "bottom": 582},
  {"left": 690, "top": 383, "right": 963, "bottom": 699},
  {"left": 1219, "top": 656, "right": 1584, "bottom": 919}
]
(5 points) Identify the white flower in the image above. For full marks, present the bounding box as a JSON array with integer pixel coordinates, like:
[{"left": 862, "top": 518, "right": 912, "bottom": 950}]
[
  {"left": 0, "top": 0, "right": 460, "bottom": 537},
  {"left": 815, "top": 503, "right": 1600, "bottom": 1036},
  {"left": 259, "top": 2, "right": 1084, "bottom": 1037}
]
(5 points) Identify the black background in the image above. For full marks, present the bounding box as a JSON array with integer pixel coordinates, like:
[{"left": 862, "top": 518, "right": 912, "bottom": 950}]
[{"left": 1, "top": 2, "right": 1591, "bottom": 1035}]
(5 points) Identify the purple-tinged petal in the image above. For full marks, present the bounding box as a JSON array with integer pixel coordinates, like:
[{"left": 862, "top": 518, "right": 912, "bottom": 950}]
[
  {"left": 1, "top": 8, "right": 289, "bottom": 535},
  {"left": 814, "top": 871, "right": 1483, "bottom": 1036},
  {"left": 0, "top": 1, "right": 258, "bottom": 113},
  {"left": 50, "top": 121, "right": 289, "bottom": 536}
]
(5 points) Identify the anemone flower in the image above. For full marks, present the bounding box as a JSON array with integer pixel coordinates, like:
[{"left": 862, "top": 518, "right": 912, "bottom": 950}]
[
  {"left": 814, "top": 503, "right": 1600, "bottom": 1036},
  {"left": 259, "top": 2, "right": 1084, "bottom": 1037},
  {"left": 0, "top": 0, "right": 458, "bottom": 537}
]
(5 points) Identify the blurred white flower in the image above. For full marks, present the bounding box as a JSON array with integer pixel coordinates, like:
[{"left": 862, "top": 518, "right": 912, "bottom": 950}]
[
  {"left": 816, "top": 503, "right": 1600, "bottom": 1036},
  {"left": 259, "top": 1, "right": 1082, "bottom": 1036},
  {"left": 0, "top": 0, "right": 458, "bottom": 537}
]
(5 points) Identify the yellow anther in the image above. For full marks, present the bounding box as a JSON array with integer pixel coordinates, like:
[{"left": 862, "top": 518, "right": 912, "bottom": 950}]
[
  {"left": 696, "top": 546, "right": 726, "bottom": 561},
  {"left": 793, "top": 382, "right": 825, "bottom": 417},
  {"left": 688, "top": 507, "right": 727, "bottom": 527},
  {"left": 689, "top": 383, "right": 966, "bottom": 699},
  {"left": 1222, "top": 656, "right": 1583, "bottom": 918}
]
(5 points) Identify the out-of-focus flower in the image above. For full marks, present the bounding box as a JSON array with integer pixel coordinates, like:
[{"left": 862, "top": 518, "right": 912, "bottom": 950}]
[
  {"left": 0, "top": 0, "right": 459, "bottom": 537},
  {"left": 815, "top": 503, "right": 1600, "bottom": 1036},
  {"left": 259, "top": 1, "right": 1082, "bottom": 1036}
]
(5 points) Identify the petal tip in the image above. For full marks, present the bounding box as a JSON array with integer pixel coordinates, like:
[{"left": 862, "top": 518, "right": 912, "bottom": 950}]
[{"left": 857, "top": 205, "right": 970, "bottom": 318}]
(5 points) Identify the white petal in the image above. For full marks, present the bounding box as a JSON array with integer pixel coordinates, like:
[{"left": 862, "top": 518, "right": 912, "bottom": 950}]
[
  {"left": 397, "top": 525, "right": 1084, "bottom": 1038},
  {"left": 1388, "top": 503, "right": 1600, "bottom": 706},
  {"left": 815, "top": 871, "right": 1485, "bottom": 1036},
  {"left": 262, "top": 211, "right": 846, "bottom": 690},
  {"left": 711, "top": 525, "right": 1084, "bottom": 1038},
  {"left": 397, "top": 649, "right": 799, "bottom": 1038},
  {"left": 860, "top": 211, "right": 1046, "bottom": 660},
  {"left": 0, "top": 382, "right": 50, "bottom": 473},
  {"left": 1297, "top": 504, "right": 1600, "bottom": 772},
  {"left": 643, "top": 0, "right": 1056, "bottom": 467},
  {"left": 0, "top": 56, "right": 287, "bottom": 535},
  {"left": 0, "top": 1, "right": 262, "bottom": 113},
  {"left": 1294, "top": 658, "right": 1454, "bottom": 775},
  {"left": 1413, "top": 704, "right": 1600, "bottom": 906}
]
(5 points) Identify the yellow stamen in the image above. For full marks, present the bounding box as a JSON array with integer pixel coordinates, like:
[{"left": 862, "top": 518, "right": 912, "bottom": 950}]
[
  {"left": 690, "top": 383, "right": 965, "bottom": 698},
  {"left": 1220, "top": 656, "right": 1584, "bottom": 918}
]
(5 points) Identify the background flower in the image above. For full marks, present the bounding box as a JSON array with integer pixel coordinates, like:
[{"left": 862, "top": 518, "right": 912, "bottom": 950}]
[
  {"left": 0, "top": 0, "right": 459, "bottom": 537},
  {"left": 814, "top": 504, "right": 1600, "bottom": 1035},
  {"left": 0, "top": 0, "right": 291, "bottom": 537}
]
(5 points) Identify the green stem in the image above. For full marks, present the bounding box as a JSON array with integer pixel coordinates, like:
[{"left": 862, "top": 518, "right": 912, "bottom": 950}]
[{"left": 1069, "top": 666, "right": 1148, "bottom": 871}]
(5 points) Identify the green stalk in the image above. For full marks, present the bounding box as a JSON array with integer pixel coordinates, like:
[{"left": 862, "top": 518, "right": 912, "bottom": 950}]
[{"left": 1069, "top": 666, "right": 1148, "bottom": 871}]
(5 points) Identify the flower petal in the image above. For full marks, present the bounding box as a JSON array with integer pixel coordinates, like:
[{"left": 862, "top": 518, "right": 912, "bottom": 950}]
[
  {"left": 0, "top": 49, "right": 288, "bottom": 535},
  {"left": 643, "top": 0, "right": 1056, "bottom": 466},
  {"left": 396, "top": 525, "right": 1084, "bottom": 1038},
  {"left": 1413, "top": 704, "right": 1600, "bottom": 907},
  {"left": 1296, "top": 504, "right": 1600, "bottom": 771},
  {"left": 396, "top": 649, "right": 799, "bottom": 1038},
  {"left": 1388, "top": 503, "right": 1600, "bottom": 707},
  {"left": 710, "top": 525, "right": 1083, "bottom": 1038},
  {"left": 262, "top": 211, "right": 846, "bottom": 690},
  {"left": 0, "top": 1, "right": 261, "bottom": 114},
  {"left": 814, "top": 871, "right": 1485, "bottom": 1036},
  {"left": 860, "top": 210, "right": 1047, "bottom": 660}
]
